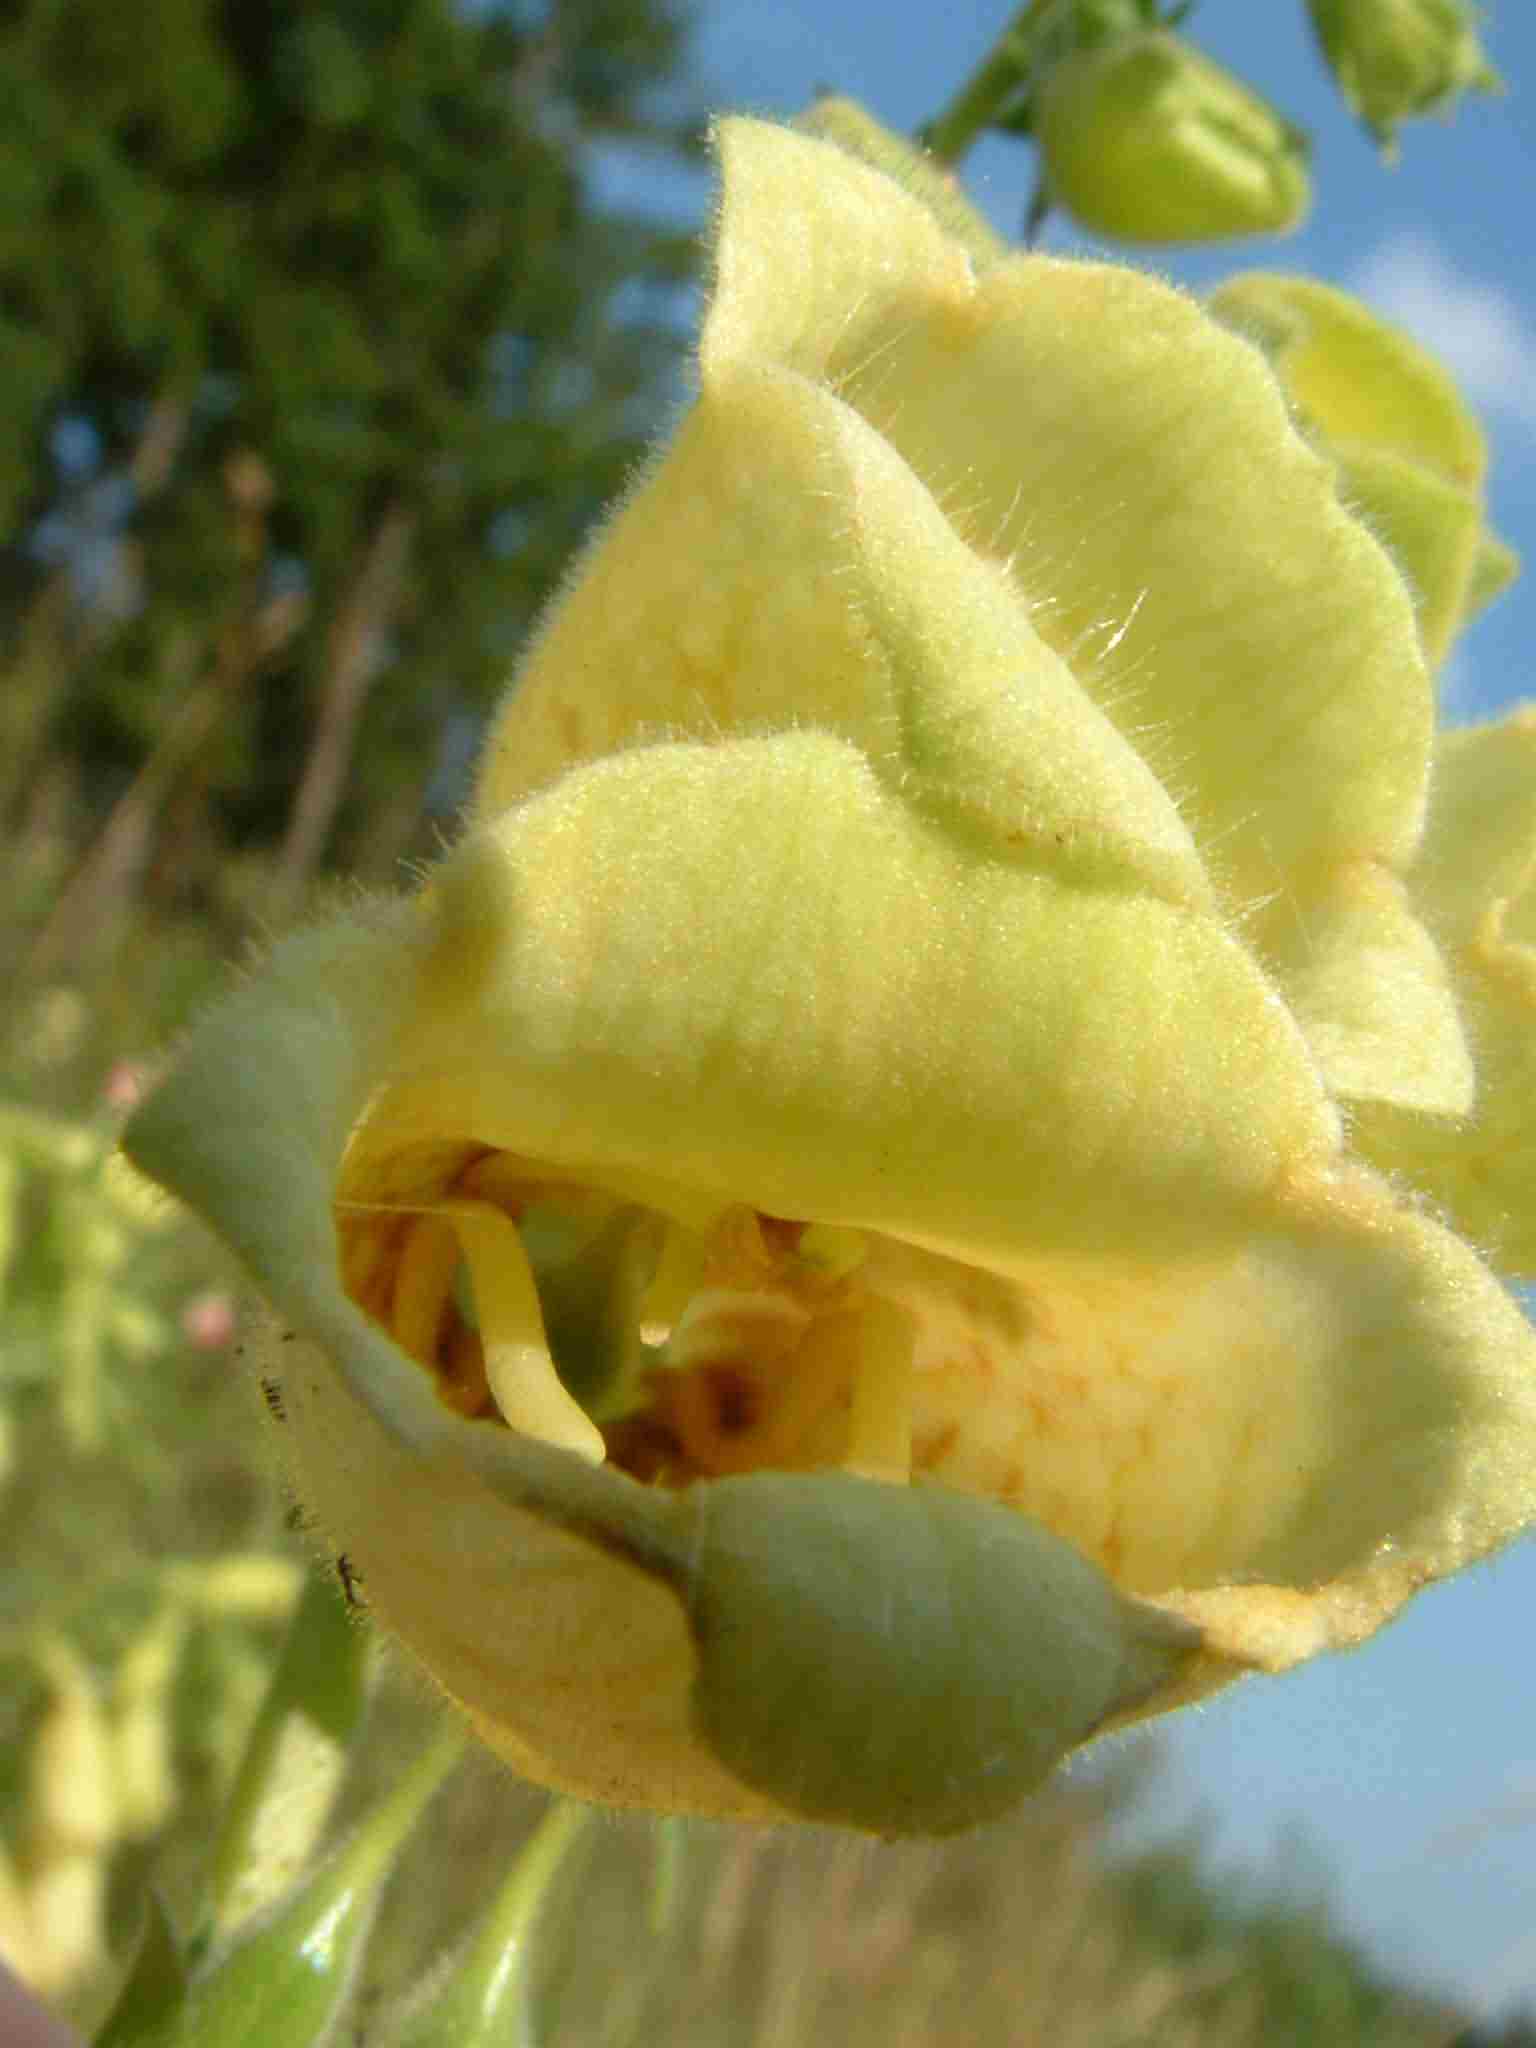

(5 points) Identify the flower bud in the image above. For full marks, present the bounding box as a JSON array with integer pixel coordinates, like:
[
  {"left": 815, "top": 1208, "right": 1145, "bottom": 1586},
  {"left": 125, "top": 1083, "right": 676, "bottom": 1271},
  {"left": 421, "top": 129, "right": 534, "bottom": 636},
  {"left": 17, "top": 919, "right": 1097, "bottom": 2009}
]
[
  {"left": 1306, "top": 0, "right": 1500, "bottom": 152},
  {"left": 1037, "top": 31, "right": 1310, "bottom": 243}
]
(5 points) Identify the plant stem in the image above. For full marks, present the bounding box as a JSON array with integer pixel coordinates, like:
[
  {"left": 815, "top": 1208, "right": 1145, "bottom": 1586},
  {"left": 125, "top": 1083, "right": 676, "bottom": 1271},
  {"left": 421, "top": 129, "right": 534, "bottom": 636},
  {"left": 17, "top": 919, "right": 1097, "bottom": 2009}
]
[{"left": 923, "top": 0, "right": 1057, "bottom": 162}]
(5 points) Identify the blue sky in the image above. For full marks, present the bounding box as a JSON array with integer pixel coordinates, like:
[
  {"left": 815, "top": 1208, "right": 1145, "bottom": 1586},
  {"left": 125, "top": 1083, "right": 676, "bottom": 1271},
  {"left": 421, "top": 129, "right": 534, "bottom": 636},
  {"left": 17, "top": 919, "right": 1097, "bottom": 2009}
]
[{"left": 601, "top": 2, "right": 1536, "bottom": 2018}]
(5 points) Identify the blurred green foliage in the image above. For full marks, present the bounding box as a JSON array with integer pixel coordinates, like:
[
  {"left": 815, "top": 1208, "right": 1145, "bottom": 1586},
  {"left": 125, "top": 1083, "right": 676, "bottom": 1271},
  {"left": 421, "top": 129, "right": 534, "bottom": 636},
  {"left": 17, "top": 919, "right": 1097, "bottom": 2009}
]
[
  {"left": 1, "top": 0, "right": 701, "bottom": 966},
  {"left": 0, "top": 1053, "right": 1499, "bottom": 2035},
  {"left": 0, "top": 0, "right": 705, "bottom": 2018}
]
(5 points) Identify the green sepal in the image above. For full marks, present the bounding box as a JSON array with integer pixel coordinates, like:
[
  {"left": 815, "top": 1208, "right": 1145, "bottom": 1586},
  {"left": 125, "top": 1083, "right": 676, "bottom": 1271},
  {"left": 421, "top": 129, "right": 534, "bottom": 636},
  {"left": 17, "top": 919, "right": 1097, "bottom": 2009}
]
[
  {"left": 1466, "top": 532, "right": 1520, "bottom": 627},
  {"left": 1334, "top": 441, "right": 1483, "bottom": 667},
  {"left": 206, "top": 1567, "right": 372, "bottom": 1939},
  {"left": 185, "top": 1723, "right": 464, "bottom": 2048},
  {"left": 670, "top": 1472, "right": 1197, "bottom": 1836},
  {"left": 91, "top": 1892, "right": 188, "bottom": 2048},
  {"left": 385, "top": 1800, "right": 591, "bottom": 2048}
]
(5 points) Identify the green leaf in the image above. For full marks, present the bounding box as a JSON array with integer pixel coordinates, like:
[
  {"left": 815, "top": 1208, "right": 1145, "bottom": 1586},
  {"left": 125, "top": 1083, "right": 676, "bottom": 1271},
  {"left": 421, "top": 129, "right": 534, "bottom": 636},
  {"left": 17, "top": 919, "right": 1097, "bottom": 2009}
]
[
  {"left": 206, "top": 1567, "right": 371, "bottom": 1940},
  {"left": 186, "top": 1723, "right": 464, "bottom": 2048},
  {"left": 388, "top": 1800, "right": 591, "bottom": 2048},
  {"left": 92, "top": 1892, "right": 188, "bottom": 2048}
]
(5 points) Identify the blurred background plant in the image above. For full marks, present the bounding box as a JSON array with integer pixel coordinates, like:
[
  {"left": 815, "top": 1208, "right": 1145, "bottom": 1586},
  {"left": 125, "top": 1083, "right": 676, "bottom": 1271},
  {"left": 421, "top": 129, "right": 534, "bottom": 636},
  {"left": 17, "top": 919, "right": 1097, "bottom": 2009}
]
[
  {"left": 1, "top": 0, "right": 700, "bottom": 982},
  {"left": 0, "top": 0, "right": 704, "bottom": 2025},
  {"left": 0, "top": 0, "right": 1524, "bottom": 2040}
]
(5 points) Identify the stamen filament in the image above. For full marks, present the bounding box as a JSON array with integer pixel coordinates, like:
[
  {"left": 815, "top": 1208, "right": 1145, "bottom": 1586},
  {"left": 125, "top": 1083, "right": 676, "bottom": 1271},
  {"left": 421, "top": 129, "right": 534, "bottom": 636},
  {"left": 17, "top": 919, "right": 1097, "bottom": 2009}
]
[
  {"left": 392, "top": 1215, "right": 462, "bottom": 1365},
  {"left": 446, "top": 1199, "right": 606, "bottom": 1463},
  {"left": 638, "top": 1223, "right": 710, "bottom": 1339}
]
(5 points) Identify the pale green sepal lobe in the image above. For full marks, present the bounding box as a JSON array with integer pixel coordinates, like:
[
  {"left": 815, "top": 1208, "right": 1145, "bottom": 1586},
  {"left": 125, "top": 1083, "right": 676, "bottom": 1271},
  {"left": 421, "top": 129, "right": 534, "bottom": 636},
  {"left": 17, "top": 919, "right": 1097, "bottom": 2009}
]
[{"left": 674, "top": 1472, "right": 1197, "bottom": 1836}]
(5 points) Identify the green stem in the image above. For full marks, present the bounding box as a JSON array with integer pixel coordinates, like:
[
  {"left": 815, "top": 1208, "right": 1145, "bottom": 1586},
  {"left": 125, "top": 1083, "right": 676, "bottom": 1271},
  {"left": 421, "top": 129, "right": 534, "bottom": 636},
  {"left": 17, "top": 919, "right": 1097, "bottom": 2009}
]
[
  {"left": 922, "top": 0, "right": 1153, "bottom": 164},
  {"left": 391, "top": 1798, "right": 593, "bottom": 2048},
  {"left": 923, "top": 0, "right": 1057, "bottom": 163},
  {"left": 471, "top": 1803, "right": 591, "bottom": 2040},
  {"left": 180, "top": 1721, "right": 467, "bottom": 2048}
]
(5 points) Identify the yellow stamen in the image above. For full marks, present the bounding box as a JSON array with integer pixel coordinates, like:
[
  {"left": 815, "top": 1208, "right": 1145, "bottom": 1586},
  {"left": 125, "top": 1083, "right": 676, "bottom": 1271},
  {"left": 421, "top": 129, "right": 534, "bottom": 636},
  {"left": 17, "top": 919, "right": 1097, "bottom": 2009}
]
[
  {"left": 345, "top": 1215, "right": 406, "bottom": 1322},
  {"left": 391, "top": 1215, "right": 461, "bottom": 1366},
  {"left": 638, "top": 1222, "right": 709, "bottom": 1339},
  {"left": 440, "top": 1321, "right": 491, "bottom": 1417},
  {"left": 446, "top": 1199, "right": 606, "bottom": 1463},
  {"left": 455, "top": 1151, "right": 538, "bottom": 1209}
]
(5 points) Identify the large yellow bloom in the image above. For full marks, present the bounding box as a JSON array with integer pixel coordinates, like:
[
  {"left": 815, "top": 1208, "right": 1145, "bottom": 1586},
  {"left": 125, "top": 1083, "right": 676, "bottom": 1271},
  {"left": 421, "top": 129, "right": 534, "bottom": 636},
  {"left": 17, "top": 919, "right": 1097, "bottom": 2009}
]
[{"left": 127, "top": 117, "right": 1536, "bottom": 1835}]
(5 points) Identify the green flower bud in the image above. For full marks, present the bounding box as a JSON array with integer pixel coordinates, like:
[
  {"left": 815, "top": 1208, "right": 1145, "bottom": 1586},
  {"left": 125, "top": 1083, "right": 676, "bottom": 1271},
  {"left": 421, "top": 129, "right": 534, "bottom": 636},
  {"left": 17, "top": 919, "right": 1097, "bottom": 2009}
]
[
  {"left": 1036, "top": 31, "right": 1310, "bottom": 243},
  {"left": 1306, "top": 0, "right": 1501, "bottom": 152}
]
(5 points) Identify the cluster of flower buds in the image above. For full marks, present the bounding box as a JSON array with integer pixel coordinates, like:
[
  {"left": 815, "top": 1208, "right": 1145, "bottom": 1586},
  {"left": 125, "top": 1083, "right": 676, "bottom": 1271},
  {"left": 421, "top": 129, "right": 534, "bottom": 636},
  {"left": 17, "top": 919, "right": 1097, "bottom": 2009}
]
[{"left": 956, "top": 0, "right": 1498, "bottom": 244}]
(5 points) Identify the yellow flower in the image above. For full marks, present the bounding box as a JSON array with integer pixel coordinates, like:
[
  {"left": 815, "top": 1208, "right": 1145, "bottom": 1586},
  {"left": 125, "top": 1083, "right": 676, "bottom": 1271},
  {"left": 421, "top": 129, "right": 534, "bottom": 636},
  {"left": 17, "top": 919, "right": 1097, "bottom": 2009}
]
[{"left": 126, "top": 117, "right": 1536, "bottom": 1836}]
